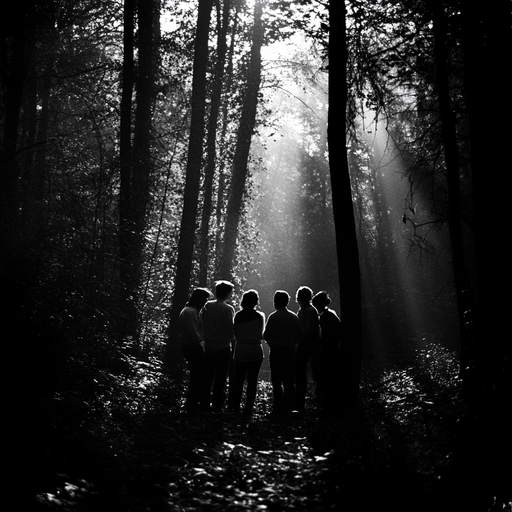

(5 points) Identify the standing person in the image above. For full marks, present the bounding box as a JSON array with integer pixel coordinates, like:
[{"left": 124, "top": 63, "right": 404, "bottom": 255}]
[
  {"left": 178, "top": 287, "right": 212, "bottom": 414},
  {"left": 312, "top": 291, "right": 342, "bottom": 412},
  {"left": 201, "top": 280, "right": 235, "bottom": 412},
  {"left": 264, "top": 290, "right": 304, "bottom": 415},
  {"left": 295, "top": 286, "right": 320, "bottom": 415},
  {"left": 231, "top": 290, "right": 265, "bottom": 415}
]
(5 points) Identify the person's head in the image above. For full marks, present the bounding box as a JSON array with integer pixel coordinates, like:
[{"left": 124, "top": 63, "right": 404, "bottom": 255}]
[
  {"left": 312, "top": 291, "right": 331, "bottom": 312},
  {"left": 273, "top": 290, "right": 290, "bottom": 309},
  {"left": 187, "top": 287, "right": 212, "bottom": 310},
  {"left": 296, "top": 286, "right": 313, "bottom": 305},
  {"left": 241, "top": 289, "right": 259, "bottom": 310},
  {"left": 215, "top": 280, "right": 234, "bottom": 300}
]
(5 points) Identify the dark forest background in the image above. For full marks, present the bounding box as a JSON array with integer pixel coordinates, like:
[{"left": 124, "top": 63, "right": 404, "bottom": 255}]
[{"left": 2, "top": 0, "right": 510, "bottom": 510}]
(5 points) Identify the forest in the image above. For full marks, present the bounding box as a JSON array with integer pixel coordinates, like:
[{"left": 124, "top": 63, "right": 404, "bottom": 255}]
[{"left": 2, "top": 0, "right": 510, "bottom": 510}]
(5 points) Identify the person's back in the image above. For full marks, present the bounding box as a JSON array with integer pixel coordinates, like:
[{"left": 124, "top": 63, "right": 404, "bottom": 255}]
[
  {"left": 202, "top": 299, "right": 235, "bottom": 352},
  {"left": 264, "top": 307, "right": 303, "bottom": 348},
  {"left": 264, "top": 290, "right": 303, "bottom": 414},
  {"left": 201, "top": 280, "right": 235, "bottom": 412},
  {"left": 234, "top": 308, "right": 265, "bottom": 361}
]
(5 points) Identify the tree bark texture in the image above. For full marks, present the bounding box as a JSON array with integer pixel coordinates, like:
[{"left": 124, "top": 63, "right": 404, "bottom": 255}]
[
  {"left": 118, "top": 0, "right": 160, "bottom": 347},
  {"left": 216, "top": 0, "right": 263, "bottom": 281},
  {"left": 165, "top": 0, "right": 214, "bottom": 369},
  {"left": 461, "top": 1, "right": 511, "bottom": 395},
  {"left": 328, "top": 1, "right": 362, "bottom": 409},
  {"left": 431, "top": 0, "right": 474, "bottom": 396},
  {"left": 198, "top": 0, "right": 232, "bottom": 286}
]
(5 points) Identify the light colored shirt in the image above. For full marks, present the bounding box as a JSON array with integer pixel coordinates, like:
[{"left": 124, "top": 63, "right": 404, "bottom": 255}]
[
  {"left": 178, "top": 306, "right": 203, "bottom": 345},
  {"left": 201, "top": 299, "right": 235, "bottom": 352},
  {"left": 233, "top": 309, "right": 265, "bottom": 362}
]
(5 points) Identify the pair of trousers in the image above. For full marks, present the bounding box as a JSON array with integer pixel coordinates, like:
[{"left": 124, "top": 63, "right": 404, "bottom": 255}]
[
  {"left": 230, "top": 358, "right": 263, "bottom": 413},
  {"left": 269, "top": 346, "right": 296, "bottom": 413},
  {"left": 204, "top": 346, "right": 231, "bottom": 411},
  {"left": 295, "top": 343, "right": 320, "bottom": 411},
  {"left": 182, "top": 343, "right": 205, "bottom": 412}
]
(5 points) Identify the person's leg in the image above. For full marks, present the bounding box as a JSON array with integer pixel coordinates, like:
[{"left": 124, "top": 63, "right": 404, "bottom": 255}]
[
  {"left": 212, "top": 346, "right": 231, "bottom": 411},
  {"left": 295, "top": 345, "right": 310, "bottom": 412},
  {"left": 202, "top": 350, "right": 216, "bottom": 410},
  {"left": 182, "top": 344, "right": 204, "bottom": 412},
  {"left": 231, "top": 360, "right": 248, "bottom": 412},
  {"left": 269, "top": 349, "right": 284, "bottom": 413},
  {"left": 283, "top": 348, "right": 297, "bottom": 412},
  {"left": 244, "top": 358, "right": 263, "bottom": 414}
]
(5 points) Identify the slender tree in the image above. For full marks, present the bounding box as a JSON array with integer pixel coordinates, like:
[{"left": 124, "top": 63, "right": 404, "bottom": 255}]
[
  {"left": 216, "top": 0, "right": 264, "bottom": 280},
  {"left": 328, "top": 0, "right": 362, "bottom": 408},
  {"left": 198, "top": 0, "right": 232, "bottom": 286},
  {"left": 431, "top": 0, "right": 473, "bottom": 395},
  {"left": 165, "top": 0, "right": 214, "bottom": 370},
  {"left": 119, "top": 0, "right": 137, "bottom": 342}
]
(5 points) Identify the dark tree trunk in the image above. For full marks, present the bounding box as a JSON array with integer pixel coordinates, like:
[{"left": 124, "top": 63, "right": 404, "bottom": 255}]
[
  {"left": 131, "top": 0, "right": 160, "bottom": 351},
  {"left": 165, "top": 0, "right": 214, "bottom": 371},
  {"left": 118, "top": 0, "right": 159, "bottom": 348},
  {"left": 431, "top": 0, "right": 473, "bottom": 396},
  {"left": 216, "top": 0, "right": 263, "bottom": 281},
  {"left": 198, "top": 0, "right": 232, "bottom": 286},
  {"left": 118, "top": 0, "right": 137, "bottom": 342},
  {"left": 328, "top": 1, "right": 362, "bottom": 409},
  {"left": 461, "top": 1, "right": 511, "bottom": 396}
]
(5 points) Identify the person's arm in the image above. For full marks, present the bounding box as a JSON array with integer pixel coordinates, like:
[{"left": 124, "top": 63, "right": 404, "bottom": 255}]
[
  {"left": 263, "top": 314, "right": 275, "bottom": 346},
  {"left": 182, "top": 309, "right": 203, "bottom": 344}
]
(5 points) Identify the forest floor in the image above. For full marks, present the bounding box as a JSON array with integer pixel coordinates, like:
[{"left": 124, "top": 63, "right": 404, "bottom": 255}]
[{"left": 21, "top": 344, "right": 511, "bottom": 512}]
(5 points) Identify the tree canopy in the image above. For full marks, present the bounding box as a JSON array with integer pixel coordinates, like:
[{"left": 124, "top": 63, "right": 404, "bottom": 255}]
[{"left": 2, "top": 0, "right": 510, "bottom": 508}]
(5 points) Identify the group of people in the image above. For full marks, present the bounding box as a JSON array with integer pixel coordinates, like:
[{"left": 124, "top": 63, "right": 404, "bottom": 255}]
[{"left": 178, "top": 280, "right": 343, "bottom": 417}]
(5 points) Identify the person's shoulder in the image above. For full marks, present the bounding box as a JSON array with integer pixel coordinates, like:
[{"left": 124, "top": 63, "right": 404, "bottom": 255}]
[{"left": 327, "top": 308, "right": 341, "bottom": 319}]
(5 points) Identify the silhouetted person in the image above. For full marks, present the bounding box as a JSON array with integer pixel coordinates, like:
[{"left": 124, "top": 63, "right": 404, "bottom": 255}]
[
  {"left": 231, "top": 290, "right": 265, "bottom": 415},
  {"left": 178, "top": 287, "right": 212, "bottom": 413},
  {"left": 295, "top": 286, "right": 320, "bottom": 415},
  {"left": 201, "top": 280, "right": 235, "bottom": 412},
  {"left": 264, "top": 290, "right": 304, "bottom": 415},
  {"left": 312, "top": 291, "right": 342, "bottom": 412}
]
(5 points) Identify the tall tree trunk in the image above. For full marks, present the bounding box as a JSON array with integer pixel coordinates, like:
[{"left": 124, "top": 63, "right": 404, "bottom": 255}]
[
  {"left": 165, "top": 0, "right": 214, "bottom": 370},
  {"left": 328, "top": 1, "right": 362, "bottom": 409},
  {"left": 198, "top": 0, "right": 232, "bottom": 286},
  {"left": 130, "top": 0, "right": 160, "bottom": 351},
  {"left": 461, "top": 2, "right": 511, "bottom": 396},
  {"left": 431, "top": 0, "right": 474, "bottom": 397},
  {"left": 118, "top": 0, "right": 136, "bottom": 342},
  {"left": 216, "top": 0, "right": 263, "bottom": 281}
]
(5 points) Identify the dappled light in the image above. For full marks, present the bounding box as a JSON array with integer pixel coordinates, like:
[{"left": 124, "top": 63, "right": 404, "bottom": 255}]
[{"left": 3, "top": 1, "right": 510, "bottom": 511}]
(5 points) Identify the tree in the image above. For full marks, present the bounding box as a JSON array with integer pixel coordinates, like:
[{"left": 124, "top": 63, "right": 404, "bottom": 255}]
[
  {"left": 460, "top": 1, "right": 511, "bottom": 398},
  {"left": 119, "top": 0, "right": 137, "bottom": 342},
  {"left": 328, "top": 1, "right": 362, "bottom": 408},
  {"left": 216, "top": 0, "right": 264, "bottom": 280},
  {"left": 165, "top": 0, "right": 215, "bottom": 370},
  {"left": 198, "top": 0, "right": 233, "bottom": 286}
]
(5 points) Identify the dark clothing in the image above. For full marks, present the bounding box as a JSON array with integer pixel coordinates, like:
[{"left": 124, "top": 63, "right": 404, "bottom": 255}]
[
  {"left": 269, "top": 346, "right": 296, "bottom": 413},
  {"left": 230, "top": 308, "right": 265, "bottom": 413},
  {"left": 263, "top": 307, "right": 303, "bottom": 348},
  {"left": 295, "top": 304, "right": 320, "bottom": 412},
  {"left": 317, "top": 308, "right": 342, "bottom": 409},
  {"left": 178, "top": 305, "right": 206, "bottom": 412},
  {"left": 204, "top": 346, "right": 231, "bottom": 412},
  {"left": 201, "top": 299, "right": 235, "bottom": 411},
  {"left": 231, "top": 358, "right": 263, "bottom": 414},
  {"left": 264, "top": 308, "right": 303, "bottom": 413},
  {"left": 182, "top": 343, "right": 206, "bottom": 412}
]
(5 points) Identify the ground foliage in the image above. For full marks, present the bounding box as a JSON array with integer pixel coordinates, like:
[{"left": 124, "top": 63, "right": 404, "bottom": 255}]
[{"left": 26, "top": 342, "right": 510, "bottom": 512}]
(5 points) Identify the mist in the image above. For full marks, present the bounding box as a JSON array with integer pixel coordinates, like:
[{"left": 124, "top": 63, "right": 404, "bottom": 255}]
[{"left": 239, "top": 42, "right": 459, "bottom": 376}]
